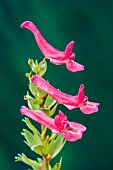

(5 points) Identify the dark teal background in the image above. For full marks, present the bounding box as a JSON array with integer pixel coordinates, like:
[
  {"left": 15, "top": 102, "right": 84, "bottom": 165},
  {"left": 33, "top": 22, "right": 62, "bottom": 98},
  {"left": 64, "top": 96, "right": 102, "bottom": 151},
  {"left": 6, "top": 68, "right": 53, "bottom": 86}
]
[{"left": 0, "top": 0, "right": 113, "bottom": 170}]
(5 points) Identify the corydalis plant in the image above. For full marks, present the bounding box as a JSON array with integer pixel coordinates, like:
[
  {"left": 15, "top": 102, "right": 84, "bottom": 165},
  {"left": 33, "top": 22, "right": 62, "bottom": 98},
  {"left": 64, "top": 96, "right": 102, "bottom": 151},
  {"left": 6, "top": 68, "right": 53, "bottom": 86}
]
[{"left": 15, "top": 21, "right": 99, "bottom": 170}]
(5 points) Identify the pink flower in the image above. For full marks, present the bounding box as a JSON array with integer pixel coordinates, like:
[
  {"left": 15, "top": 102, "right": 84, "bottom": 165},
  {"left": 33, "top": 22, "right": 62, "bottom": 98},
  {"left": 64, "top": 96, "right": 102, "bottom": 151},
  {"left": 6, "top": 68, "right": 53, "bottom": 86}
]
[
  {"left": 20, "top": 106, "right": 86, "bottom": 142},
  {"left": 20, "top": 21, "right": 84, "bottom": 72},
  {"left": 31, "top": 75, "right": 99, "bottom": 114}
]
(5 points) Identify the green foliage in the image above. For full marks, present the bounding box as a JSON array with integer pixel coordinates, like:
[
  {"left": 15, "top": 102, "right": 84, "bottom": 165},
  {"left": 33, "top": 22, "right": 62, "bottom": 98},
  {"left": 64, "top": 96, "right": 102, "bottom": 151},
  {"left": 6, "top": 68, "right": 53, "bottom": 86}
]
[
  {"left": 25, "top": 92, "right": 42, "bottom": 110},
  {"left": 21, "top": 129, "right": 43, "bottom": 155},
  {"left": 52, "top": 158, "right": 62, "bottom": 170},
  {"left": 29, "top": 83, "right": 47, "bottom": 99},
  {"left": 15, "top": 153, "right": 62, "bottom": 170},
  {"left": 38, "top": 60, "right": 47, "bottom": 77},
  {"left": 22, "top": 117, "right": 40, "bottom": 135},
  {"left": 15, "top": 153, "right": 40, "bottom": 170},
  {"left": 28, "top": 59, "right": 39, "bottom": 74},
  {"left": 28, "top": 58, "right": 47, "bottom": 76},
  {"left": 49, "top": 135, "right": 66, "bottom": 159},
  {"left": 44, "top": 95, "right": 56, "bottom": 109},
  {"left": 16, "top": 59, "right": 65, "bottom": 170},
  {"left": 16, "top": 116, "right": 65, "bottom": 169}
]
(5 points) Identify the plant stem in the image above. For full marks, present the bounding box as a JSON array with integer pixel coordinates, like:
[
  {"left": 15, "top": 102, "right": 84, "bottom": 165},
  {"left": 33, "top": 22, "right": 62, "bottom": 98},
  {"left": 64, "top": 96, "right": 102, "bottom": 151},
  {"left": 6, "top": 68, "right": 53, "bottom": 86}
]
[{"left": 43, "top": 154, "right": 51, "bottom": 170}]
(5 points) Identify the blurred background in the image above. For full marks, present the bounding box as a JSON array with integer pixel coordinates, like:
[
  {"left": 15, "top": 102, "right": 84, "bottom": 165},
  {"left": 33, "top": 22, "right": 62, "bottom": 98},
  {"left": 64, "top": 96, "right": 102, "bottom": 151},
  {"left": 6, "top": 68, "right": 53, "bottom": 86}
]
[{"left": 0, "top": 0, "right": 113, "bottom": 170}]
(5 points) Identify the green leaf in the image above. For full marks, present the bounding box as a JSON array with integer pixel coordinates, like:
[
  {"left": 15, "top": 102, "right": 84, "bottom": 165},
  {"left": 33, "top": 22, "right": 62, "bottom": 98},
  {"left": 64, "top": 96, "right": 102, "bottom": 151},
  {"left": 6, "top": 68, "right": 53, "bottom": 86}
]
[
  {"left": 43, "top": 137, "right": 50, "bottom": 155},
  {"left": 38, "top": 60, "right": 47, "bottom": 77},
  {"left": 37, "top": 87, "right": 47, "bottom": 98},
  {"left": 41, "top": 108, "right": 51, "bottom": 116},
  {"left": 37, "top": 157, "right": 43, "bottom": 164},
  {"left": 49, "top": 134, "right": 66, "bottom": 158},
  {"left": 29, "top": 83, "right": 39, "bottom": 98},
  {"left": 49, "top": 164, "right": 52, "bottom": 170},
  {"left": 52, "top": 158, "right": 62, "bottom": 170},
  {"left": 22, "top": 129, "right": 42, "bottom": 146},
  {"left": 26, "top": 89, "right": 43, "bottom": 105},
  {"left": 22, "top": 117, "right": 40, "bottom": 135},
  {"left": 15, "top": 153, "right": 40, "bottom": 170},
  {"left": 31, "top": 145, "right": 43, "bottom": 156},
  {"left": 21, "top": 129, "right": 43, "bottom": 155},
  {"left": 27, "top": 98, "right": 41, "bottom": 110},
  {"left": 49, "top": 103, "right": 58, "bottom": 116},
  {"left": 44, "top": 95, "right": 56, "bottom": 108},
  {"left": 28, "top": 59, "right": 39, "bottom": 74}
]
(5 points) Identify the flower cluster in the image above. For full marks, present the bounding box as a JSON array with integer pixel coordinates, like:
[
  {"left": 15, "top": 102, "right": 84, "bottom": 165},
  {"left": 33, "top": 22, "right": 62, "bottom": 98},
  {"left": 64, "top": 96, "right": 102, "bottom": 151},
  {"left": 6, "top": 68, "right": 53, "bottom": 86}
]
[{"left": 16, "top": 21, "right": 99, "bottom": 170}]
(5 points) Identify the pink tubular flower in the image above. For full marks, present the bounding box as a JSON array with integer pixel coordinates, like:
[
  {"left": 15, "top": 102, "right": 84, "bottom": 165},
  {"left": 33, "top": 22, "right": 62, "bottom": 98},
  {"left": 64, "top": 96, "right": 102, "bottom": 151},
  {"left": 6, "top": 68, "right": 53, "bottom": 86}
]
[
  {"left": 31, "top": 75, "right": 99, "bottom": 114},
  {"left": 20, "top": 106, "right": 86, "bottom": 142},
  {"left": 20, "top": 21, "right": 84, "bottom": 72}
]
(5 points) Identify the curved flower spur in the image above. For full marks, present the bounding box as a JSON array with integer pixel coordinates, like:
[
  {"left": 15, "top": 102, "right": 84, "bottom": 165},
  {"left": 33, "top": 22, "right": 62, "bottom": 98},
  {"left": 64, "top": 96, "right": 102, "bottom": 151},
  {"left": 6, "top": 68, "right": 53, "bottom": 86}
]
[
  {"left": 20, "top": 106, "right": 86, "bottom": 142},
  {"left": 20, "top": 21, "right": 84, "bottom": 72},
  {"left": 31, "top": 75, "right": 99, "bottom": 114}
]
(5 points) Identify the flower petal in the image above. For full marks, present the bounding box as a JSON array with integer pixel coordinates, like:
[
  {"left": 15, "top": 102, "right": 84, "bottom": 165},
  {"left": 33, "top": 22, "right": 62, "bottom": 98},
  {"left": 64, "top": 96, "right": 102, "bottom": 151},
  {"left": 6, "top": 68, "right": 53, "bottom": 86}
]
[
  {"left": 65, "top": 41, "right": 75, "bottom": 59},
  {"left": 50, "top": 59, "right": 65, "bottom": 65},
  {"left": 78, "top": 84, "right": 85, "bottom": 103},
  {"left": 80, "top": 101, "right": 99, "bottom": 114},
  {"left": 62, "top": 122, "right": 86, "bottom": 142},
  {"left": 54, "top": 111, "right": 68, "bottom": 131},
  {"left": 66, "top": 60, "right": 85, "bottom": 72},
  {"left": 63, "top": 104, "right": 77, "bottom": 110}
]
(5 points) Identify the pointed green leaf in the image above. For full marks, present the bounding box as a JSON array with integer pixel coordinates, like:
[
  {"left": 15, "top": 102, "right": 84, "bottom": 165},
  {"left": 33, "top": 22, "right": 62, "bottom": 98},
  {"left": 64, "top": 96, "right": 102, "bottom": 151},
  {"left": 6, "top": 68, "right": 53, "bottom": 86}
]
[
  {"left": 38, "top": 60, "right": 47, "bottom": 77},
  {"left": 49, "top": 164, "right": 52, "bottom": 170},
  {"left": 44, "top": 95, "right": 56, "bottom": 108},
  {"left": 27, "top": 99, "right": 41, "bottom": 110},
  {"left": 52, "top": 158, "right": 62, "bottom": 170},
  {"left": 15, "top": 153, "right": 40, "bottom": 170},
  {"left": 21, "top": 129, "right": 42, "bottom": 147},
  {"left": 37, "top": 158, "right": 43, "bottom": 164},
  {"left": 22, "top": 117, "right": 40, "bottom": 135},
  {"left": 31, "top": 145, "right": 43, "bottom": 156},
  {"left": 26, "top": 90, "right": 43, "bottom": 105},
  {"left": 49, "top": 133, "right": 57, "bottom": 141},
  {"left": 37, "top": 87, "right": 47, "bottom": 98},
  {"left": 37, "top": 158, "right": 46, "bottom": 170},
  {"left": 29, "top": 83, "right": 39, "bottom": 98},
  {"left": 21, "top": 129, "right": 43, "bottom": 155},
  {"left": 49, "top": 134, "right": 66, "bottom": 158},
  {"left": 41, "top": 108, "right": 51, "bottom": 116},
  {"left": 43, "top": 137, "right": 50, "bottom": 155},
  {"left": 28, "top": 59, "right": 39, "bottom": 74},
  {"left": 49, "top": 103, "right": 58, "bottom": 116}
]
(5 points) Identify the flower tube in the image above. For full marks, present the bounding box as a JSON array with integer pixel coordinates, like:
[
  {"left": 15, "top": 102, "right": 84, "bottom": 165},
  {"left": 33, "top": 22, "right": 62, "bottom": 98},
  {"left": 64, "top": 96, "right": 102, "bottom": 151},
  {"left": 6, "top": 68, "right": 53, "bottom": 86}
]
[{"left": 20, "top": 21, "right": 84, "bottom": 72}]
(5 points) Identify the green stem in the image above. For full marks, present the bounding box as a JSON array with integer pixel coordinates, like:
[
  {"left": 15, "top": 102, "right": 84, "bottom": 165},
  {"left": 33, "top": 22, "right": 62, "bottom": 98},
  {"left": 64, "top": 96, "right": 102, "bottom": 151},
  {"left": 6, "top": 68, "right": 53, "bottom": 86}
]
[
  {"left": 43, "top": 154, "right": 51, "bottom": 170},
  {"left": 41, "top": 125, "right": 47, "bottom": 141}
]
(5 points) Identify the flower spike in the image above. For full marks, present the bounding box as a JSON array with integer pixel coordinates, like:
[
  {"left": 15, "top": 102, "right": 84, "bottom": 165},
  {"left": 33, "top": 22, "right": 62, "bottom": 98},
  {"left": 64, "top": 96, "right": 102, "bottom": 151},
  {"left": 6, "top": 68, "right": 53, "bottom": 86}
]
[
  {"left": 31, "top": 75, "right": 99, "bottom": 114},
  {"left": 20, "top": 106, "right": 86, "bottom": 142},
  {"left": 20, "top": 21, "right": 84, "bottom": 72}
]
